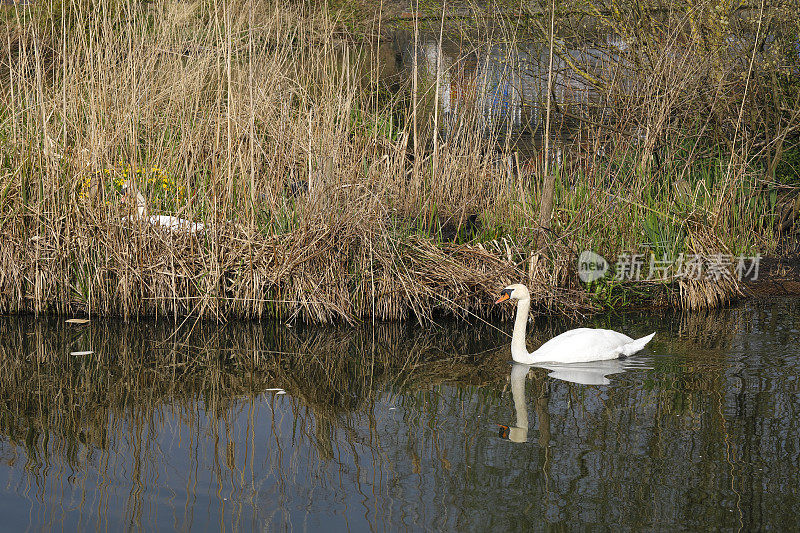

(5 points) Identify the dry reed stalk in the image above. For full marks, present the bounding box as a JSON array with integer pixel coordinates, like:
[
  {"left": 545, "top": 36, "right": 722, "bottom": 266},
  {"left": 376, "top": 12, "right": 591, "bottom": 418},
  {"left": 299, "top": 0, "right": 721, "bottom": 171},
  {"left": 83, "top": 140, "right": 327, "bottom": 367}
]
[
  {"left": 536, "top": 0, "right": 557, "bottom": 252},
  {"left": 676, "top": 216, "right": 743, "bottom": 310}
]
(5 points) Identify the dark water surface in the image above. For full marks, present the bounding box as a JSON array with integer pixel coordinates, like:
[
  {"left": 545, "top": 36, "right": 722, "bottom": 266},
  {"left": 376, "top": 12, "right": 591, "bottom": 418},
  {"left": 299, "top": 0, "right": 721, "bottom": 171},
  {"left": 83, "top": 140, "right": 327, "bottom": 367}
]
[{"left": 2, "top": 299, "right": 800, "bottom": 531}]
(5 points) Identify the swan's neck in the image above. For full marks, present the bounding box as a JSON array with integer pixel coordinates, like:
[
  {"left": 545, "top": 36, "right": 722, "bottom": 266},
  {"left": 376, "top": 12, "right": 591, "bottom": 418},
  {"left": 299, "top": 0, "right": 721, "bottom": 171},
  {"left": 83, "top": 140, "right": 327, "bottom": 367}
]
[
  {"left": 124, "top": 182, "right": 149, "bottom": 218},
  {"left": 135, "top": 190, "right": 148, "bottom": 218},
  {"left": 511, "top": 297, "right": 531, "bottom": 363}
]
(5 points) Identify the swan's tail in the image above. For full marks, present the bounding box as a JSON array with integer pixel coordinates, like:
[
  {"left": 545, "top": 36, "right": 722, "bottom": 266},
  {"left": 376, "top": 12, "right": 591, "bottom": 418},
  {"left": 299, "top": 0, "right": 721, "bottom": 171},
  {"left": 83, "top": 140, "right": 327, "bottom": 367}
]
[{"left": 621, "top": 332, "right": 656, "bottom": 357}]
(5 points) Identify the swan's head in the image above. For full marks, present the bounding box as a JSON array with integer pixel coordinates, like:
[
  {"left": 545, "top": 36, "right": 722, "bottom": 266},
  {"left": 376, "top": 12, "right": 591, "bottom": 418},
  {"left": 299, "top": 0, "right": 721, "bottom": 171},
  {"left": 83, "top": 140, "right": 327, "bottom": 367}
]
[{"left": 495, "top": 284, "right": 530, "bottom": 304}]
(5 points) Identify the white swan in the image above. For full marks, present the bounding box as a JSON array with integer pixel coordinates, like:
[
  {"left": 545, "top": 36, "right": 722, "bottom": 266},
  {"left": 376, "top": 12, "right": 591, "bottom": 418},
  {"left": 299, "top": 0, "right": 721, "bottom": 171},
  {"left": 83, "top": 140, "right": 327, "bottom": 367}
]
[
  {"left": 121, "top": 180, "right": 205, "bottom": 234},
  {"left": 495, "top": 284, "right": 655, "bottom": 364}
]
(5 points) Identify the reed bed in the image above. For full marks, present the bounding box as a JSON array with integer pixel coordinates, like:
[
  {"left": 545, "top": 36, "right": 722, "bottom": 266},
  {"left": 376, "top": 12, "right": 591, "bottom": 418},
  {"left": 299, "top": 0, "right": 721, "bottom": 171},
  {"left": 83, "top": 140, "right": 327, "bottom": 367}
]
[{"left": 0, "top": 0, "right": 798, "bottom": 322}]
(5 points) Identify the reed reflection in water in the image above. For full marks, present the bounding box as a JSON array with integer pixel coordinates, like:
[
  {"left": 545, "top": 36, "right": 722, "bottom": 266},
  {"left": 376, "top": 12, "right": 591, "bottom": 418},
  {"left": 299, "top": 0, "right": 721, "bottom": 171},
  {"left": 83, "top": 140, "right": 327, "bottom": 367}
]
[{"left": 2, "top": 299, "right": 800, "bottom": 530}]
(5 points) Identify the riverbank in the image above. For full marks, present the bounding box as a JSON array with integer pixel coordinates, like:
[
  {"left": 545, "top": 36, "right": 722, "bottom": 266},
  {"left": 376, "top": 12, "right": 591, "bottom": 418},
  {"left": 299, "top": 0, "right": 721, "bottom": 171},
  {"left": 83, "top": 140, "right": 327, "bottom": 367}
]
[
  {"left": 2, "top": 217, "right": 793, "bottom": 323},
  {"left": 0, "top": 0, "right": 797, "bottom": 323}
]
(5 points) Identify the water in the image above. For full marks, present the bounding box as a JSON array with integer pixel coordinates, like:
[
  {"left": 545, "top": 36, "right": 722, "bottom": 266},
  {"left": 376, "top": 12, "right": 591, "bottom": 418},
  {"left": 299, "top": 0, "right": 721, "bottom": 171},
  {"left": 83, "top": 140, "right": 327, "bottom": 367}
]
[{"left": 2, "top": 299, "right": 800, "bottom": 531}]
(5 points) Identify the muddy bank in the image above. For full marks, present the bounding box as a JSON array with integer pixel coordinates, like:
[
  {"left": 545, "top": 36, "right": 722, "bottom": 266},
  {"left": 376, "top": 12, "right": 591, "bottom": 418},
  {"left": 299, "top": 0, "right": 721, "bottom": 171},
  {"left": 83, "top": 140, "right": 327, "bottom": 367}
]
[{"left": 745, "top": 257, "right": 800, "bottom": 298}]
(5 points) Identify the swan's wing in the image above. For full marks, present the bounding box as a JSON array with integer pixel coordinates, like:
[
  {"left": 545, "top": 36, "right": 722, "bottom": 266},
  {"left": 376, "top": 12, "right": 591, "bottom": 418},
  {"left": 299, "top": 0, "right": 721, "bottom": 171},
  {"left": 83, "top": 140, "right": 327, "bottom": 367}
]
[
  {"left": 150, "top": 215, "right": 178, "bottom": 228},
  {"left": 532, "top": 328, "right": 636, "bottom": 363},
  {"left": 150, "top": 215, "right": 204, "bottom": 233}
]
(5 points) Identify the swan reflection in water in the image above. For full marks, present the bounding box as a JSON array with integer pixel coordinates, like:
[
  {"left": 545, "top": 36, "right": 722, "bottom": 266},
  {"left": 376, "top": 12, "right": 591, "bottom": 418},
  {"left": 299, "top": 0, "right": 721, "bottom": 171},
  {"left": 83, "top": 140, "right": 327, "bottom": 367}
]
[
  {"left": 498, "top": 363, "right": 535, "bottom": 442},
  {"left": 498, "top": 359, "right": 652, "bottom": 442},
  {"left": 534, "top": 357, "right": 652, "bottom": 386}
]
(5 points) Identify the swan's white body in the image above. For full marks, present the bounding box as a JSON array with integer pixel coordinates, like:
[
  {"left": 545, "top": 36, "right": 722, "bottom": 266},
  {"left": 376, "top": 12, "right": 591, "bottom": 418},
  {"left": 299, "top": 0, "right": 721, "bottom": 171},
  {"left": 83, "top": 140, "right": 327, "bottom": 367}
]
[
  {"left": 497, "top": 284, "right": 655, "bottom": 365},
  {"left": 136, "top": 214, "right": 205, "bottom": 233},
  {"left": 121, "top": 180, "right": 204, "bottom": 234}
]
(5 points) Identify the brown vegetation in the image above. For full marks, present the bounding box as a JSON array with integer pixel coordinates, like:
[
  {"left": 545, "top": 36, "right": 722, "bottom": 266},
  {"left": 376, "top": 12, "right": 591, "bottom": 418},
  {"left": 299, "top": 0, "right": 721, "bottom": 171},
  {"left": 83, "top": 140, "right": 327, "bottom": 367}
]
[{"left": 0, "top": 0, "right": 798, "bottom": 322}]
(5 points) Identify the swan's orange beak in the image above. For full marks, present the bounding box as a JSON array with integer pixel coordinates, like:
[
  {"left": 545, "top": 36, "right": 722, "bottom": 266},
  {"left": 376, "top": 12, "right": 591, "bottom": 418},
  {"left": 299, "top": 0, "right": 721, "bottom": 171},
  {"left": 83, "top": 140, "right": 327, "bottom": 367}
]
[
  {"left": 495, "top": 290, "right": 511, "bottom": 304},
  {"left": 498, "top": 424, "right": 510, "bottom": 439}
]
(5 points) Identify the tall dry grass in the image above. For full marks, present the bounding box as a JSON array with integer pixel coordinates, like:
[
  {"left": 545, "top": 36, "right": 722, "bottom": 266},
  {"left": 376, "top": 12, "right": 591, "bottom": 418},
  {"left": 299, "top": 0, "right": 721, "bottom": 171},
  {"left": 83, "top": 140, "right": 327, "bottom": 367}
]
[
  {"left": 0, "top": 0, "right": 529, "bottom": 322},
  {"left": 0, "top": 0, "right": 797, "bottom": 321}
]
